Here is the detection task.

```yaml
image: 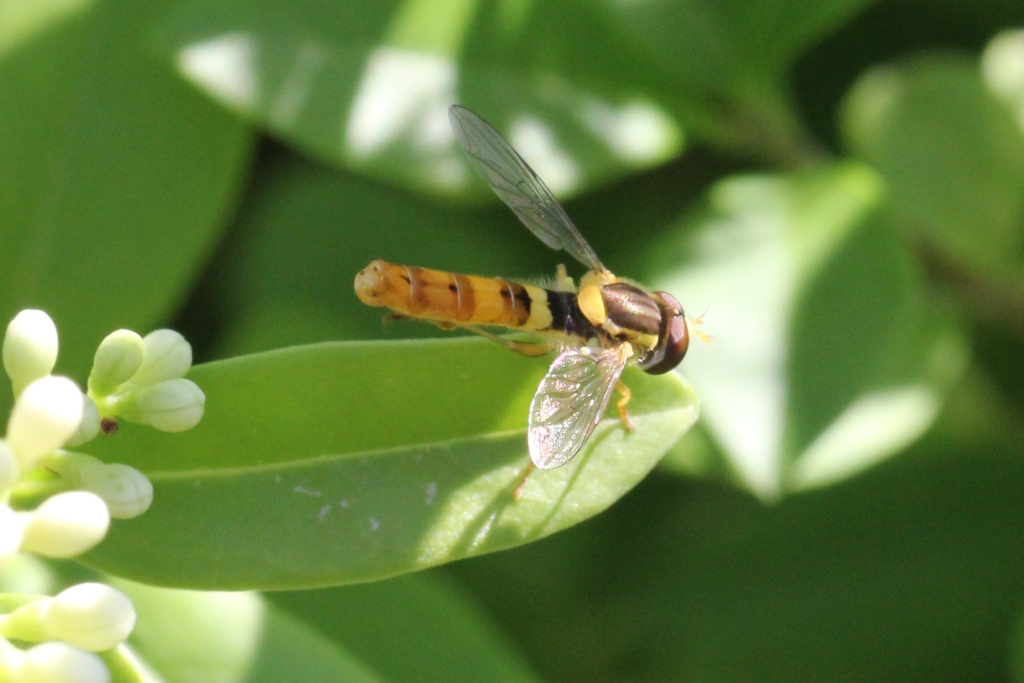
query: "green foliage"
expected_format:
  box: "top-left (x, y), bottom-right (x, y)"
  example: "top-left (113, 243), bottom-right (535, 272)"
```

top-left (83, 340), bottom-right (696, 588)
top-left (2, 0), bottom-right (1023, 681)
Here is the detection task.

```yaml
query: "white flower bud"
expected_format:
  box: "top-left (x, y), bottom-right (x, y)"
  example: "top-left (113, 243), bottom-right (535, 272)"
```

top-left (0, 440), bottom-right (19, 492)
top-left (19, 492), bottom-right (109, 558)
top-left (130, 330), bottom-right (192, 387)
top-left (0, 637), bottom-right (27, 676)
top-left (64, 395), bottom-right (100, 448)
top-left (41, 583), bottom-right (135, 652)
top-left (41, 451), bottom-right (101, 484)
top-left (79, 463), bottom-right (152, 519)
top-left (87, 330), bottom-right (144, 397)
top-left (3, 310), bottom-right (58, 397)
top-left (12, 642), bottom-right (109, 683)
top-left (6, 377), bottom-right (84, 469)
top-left (0, 504), bottom-right (24, 565)
top-left (122, 379), bottom-right (205, 432)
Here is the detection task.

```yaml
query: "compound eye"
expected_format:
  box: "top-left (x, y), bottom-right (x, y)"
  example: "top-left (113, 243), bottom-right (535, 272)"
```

top-left (641, 292), bottom-right (688, 375)
top-left (644, 314), bottom-right (688, 375)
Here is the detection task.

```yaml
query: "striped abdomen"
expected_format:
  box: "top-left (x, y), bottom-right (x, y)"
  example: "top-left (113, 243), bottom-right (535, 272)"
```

top-left (355, 259), bottom-right (571, 332)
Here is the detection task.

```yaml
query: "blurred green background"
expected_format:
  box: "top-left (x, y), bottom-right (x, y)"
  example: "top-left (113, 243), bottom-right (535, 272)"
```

top-left (3, 0), bottom-right (1024, 681)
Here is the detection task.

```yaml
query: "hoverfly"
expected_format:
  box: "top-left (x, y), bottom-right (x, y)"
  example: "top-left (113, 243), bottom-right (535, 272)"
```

top-left (355, 105), bottom-right (693, 478)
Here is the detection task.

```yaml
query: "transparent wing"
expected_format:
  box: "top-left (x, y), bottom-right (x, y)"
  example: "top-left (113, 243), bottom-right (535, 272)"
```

top-left (449, 104), bottom-right (605, 271)
top-left (528, 345), bottom-right (628, 470)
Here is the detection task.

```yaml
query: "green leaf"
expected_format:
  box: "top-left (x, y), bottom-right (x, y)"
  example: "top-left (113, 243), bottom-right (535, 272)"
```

top-left (0, 0), bottom-right (253, 382)
top-left (452, 0), bottom-right (876, 164)
top-left (841, 54), bottom-right (1024, 275)
top-left (82, 338), bottom-right (697, 588)
top-left (643, 163), bottom-right (966, 498)
top-left (597, 0), bottom-right (877, 88)
top-left (271, 572), bottom-right (545, 683)
top-left (1012, 603), bottom-right (1024, 683)
top-left (983, 29), bottom-right (1024, 128)
top-left (116, 580), bottom-right (382, 683)
top-left (153, 0), bottom-right (681, 198)
top-left (576, 0), bottom-right (878, 157)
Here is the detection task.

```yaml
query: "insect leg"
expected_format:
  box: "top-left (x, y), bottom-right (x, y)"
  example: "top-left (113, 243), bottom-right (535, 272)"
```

top-left (512, 462), bottom-right (535, 500)
top-left (460, 325), bottom-right (552, 357)
top-left (615, 380), bottom-right (636, 432)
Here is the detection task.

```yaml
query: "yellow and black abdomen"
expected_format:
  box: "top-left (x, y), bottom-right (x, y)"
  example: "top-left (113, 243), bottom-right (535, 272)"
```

top-left (355, 259), bottom-right (556, 331)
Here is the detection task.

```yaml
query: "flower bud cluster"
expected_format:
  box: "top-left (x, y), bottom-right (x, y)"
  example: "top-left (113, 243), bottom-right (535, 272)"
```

top-left (0, 583), bottom-right (136, 682)
top-left (0, 310), bottom-right (205, 680)
top-left (87, 329), bottom-right (205, 435)
top-left (1, 311), bottom-right (205, 523)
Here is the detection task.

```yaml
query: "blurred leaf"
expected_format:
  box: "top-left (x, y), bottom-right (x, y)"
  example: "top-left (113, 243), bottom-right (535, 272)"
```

top-left (551, 0), bottom-right (875, 162)
top-left (644, 163), bottom-right (967, 498)
top-left (982, 29), bottom-right (1024, 130)
top-left (151, 0), bottom-right (882, 193)
top-left (1012, 601), bottom-right (1024, 683)
top-left (657, 423), bottom-right (734, 481)
top-left (81, 338), bottom-right (697, 588)
top-left (118, 580), bottom-right (382, 683)
top-left (153, 0), bottom-right (681, 198)
top-left (0, 0), bottom-right (253, 388)
top-left (270, 572), bottom-right (545, 683)
top-left (598, 0), bottom-right (878, 88)
top-left (841, 54), bottom-right (1024, 276)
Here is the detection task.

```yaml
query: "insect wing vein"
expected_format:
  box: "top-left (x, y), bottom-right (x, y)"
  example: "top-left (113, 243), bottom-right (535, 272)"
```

top-left (449, 105), bottom-right (605, 271)
top-left (528, 346), bottom-right (628, 469)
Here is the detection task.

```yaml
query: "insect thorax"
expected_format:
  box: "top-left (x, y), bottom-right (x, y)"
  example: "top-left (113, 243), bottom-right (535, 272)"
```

top-left (545, 289), bottom-right (602, 340)
top-left (574, 282), bottom-right (662, 349)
